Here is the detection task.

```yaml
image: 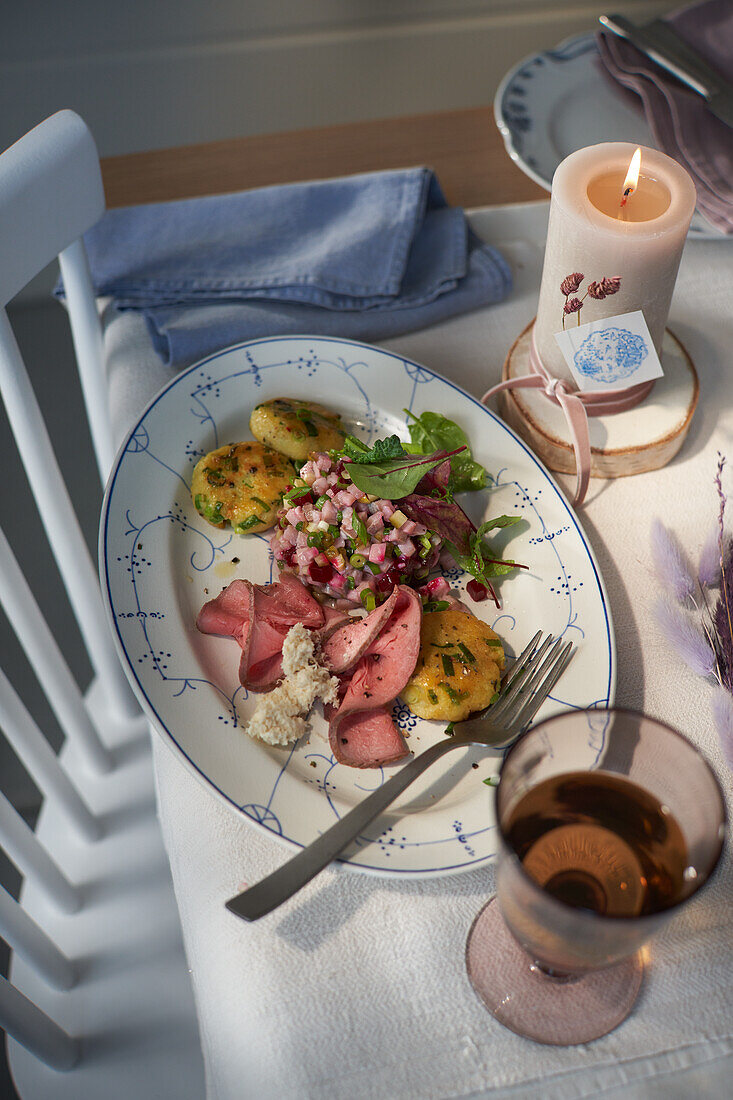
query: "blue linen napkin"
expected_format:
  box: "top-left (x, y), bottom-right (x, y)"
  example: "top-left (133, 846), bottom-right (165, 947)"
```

top-left (71, 167), bottom-right (511, 367)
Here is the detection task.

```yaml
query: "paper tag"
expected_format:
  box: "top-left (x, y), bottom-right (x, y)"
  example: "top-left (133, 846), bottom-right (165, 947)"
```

top-left (554, 310), bottom-right (663, 394)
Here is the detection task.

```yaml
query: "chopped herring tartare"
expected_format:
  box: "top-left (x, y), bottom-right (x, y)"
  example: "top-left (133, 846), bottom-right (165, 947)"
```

top-left (271, 451), bottom-right (442, 609)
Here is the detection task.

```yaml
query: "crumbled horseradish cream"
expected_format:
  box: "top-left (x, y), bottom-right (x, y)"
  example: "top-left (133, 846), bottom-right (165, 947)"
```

top-left (246, 623), bottom-right (339, 747)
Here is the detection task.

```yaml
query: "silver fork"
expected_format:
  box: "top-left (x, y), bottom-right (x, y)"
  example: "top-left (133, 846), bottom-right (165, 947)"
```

top-left (226, 630), bottom-right (574, 921)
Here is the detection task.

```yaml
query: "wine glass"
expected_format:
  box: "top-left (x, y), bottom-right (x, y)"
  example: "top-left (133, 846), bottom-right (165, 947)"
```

top-left (466, 708), bottom-right (727, 1045)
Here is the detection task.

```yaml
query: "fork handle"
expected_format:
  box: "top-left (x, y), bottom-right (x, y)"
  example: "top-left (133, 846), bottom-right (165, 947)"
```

top-left (226, 735), bottom-right (469, 921)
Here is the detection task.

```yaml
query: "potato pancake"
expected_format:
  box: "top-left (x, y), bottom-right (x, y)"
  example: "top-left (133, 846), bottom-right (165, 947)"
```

top-left (401, 606), bottom-right (505, 722)
top-left (249, 398), bottom-right (345, 462)
top-left (192, 441), bottom-right (295, 534)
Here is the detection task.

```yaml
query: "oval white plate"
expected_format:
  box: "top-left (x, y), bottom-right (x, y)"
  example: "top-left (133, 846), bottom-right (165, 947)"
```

top-left (494, 32), bottom-right (721, 240)
top-left (100, 336), bottom-right (616, 877)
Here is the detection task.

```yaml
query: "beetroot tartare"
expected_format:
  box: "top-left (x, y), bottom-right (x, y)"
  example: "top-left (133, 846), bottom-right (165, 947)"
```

top-left (270, 451), bottom-right (442, 609)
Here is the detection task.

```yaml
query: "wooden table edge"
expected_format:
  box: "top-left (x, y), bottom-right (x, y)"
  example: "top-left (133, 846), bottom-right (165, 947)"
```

top-left (100, 106), bottom-right (547, 210)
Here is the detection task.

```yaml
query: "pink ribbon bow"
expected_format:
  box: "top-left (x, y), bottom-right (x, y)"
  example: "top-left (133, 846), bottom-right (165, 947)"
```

top-left (481, 325), bottom-right (653, 507)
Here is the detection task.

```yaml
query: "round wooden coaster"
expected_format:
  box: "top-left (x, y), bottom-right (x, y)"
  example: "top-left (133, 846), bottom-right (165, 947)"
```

top-left (498, 321), bottom-right (699, 480)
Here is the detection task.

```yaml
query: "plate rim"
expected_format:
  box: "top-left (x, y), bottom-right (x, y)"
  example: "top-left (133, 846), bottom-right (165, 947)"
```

top-left (100, 333), bottom-right (617, 877)
top-left (492, 30), bottom-right (722, 241)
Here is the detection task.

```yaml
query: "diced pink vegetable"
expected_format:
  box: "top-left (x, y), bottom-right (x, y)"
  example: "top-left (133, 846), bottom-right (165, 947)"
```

top-left (368, 543), bottom-right (387, 564)
top-left (321, 500), bottom-right (338, 523)
top-left (296, 546), bottom-right (319, 568)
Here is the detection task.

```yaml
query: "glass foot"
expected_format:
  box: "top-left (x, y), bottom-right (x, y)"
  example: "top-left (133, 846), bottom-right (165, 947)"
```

top-left (466, 898), bottom-right (643, 1045)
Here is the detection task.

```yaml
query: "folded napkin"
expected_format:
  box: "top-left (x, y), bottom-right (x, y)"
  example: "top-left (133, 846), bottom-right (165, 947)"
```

top-left (597, 0), bottom-right (733, 234)
top-left (74, 168), bottom-right (511, 367)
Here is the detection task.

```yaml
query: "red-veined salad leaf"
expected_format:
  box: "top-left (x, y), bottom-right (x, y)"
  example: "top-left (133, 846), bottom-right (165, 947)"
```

top-left (403, 410), bottom-right (486, 493)
top-left (345, 447), bottom-right (466, 501)
top-left (414, 458), bottom-right (452, 496)
top-left (400, 493), bottom-right (476, 551)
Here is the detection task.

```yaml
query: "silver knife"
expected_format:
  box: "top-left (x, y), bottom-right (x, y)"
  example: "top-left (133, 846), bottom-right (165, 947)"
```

top-left (600, 13), bottom-right (733, 129)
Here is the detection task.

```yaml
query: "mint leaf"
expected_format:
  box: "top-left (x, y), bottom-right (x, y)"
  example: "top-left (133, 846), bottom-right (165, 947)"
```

top-left (404, 410), bottom-right (486, 492)
top-left (342, 434), bottom-right (406, 464)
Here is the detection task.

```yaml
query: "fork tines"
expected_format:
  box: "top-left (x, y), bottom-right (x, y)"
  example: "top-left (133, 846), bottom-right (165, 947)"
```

top-left (490, 631), bottom-right (574, 730)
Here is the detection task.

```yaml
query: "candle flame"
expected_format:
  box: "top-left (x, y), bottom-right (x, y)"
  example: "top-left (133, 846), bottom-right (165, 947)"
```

top-left (622, 148), bottom-right (642, 199)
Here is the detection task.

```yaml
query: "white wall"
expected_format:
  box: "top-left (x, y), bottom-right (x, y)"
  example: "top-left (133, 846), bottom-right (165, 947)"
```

top-left (3, 1), bottom-right (674, 157)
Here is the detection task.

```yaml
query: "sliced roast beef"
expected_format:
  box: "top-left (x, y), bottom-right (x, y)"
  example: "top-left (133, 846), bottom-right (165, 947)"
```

top-left (340, 586), bottom-right (422, 710)
top-left (197, 574), bottom-right (323, 691)
top-left (320, 587), bottom-right (399, 674)
top-left (199, 577), bottom-right (423, 768)
top-left (311, 604), bottom-right (352, 647)
top-left (328, 586), bottom-right (421, 768)
top-left (329, 706), bottom-right (408, 769)
top-left (196, 579), bottom-right (254, 639)
top-left (252, 573), bottom-right (324, 628)
top-left (241, 617), bottom-right (289, 693)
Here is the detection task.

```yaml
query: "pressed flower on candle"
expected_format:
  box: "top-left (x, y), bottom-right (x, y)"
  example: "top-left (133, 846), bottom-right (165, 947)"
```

top-left (560, 271), bottom-right (621, 328)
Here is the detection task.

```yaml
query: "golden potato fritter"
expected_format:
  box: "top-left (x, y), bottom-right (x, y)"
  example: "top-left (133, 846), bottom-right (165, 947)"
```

top-left (401, 606), bottom-right (505, 723)
top-left (249, 398), bottom-right (345, 462)
top-left (191, 441), bottom-right (295, 534)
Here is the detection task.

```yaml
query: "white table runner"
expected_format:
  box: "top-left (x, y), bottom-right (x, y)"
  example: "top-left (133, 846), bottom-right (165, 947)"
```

top-left (103, 202), bottom-right (733, 1099)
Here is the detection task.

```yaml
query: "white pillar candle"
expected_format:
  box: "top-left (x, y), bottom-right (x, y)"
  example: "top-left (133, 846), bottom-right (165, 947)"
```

top-left (534, 142), bottom-right (696, 384)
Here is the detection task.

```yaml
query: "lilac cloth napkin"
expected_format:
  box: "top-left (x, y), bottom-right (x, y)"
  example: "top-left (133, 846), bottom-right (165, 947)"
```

top-left (597, 0), bottom-right (733, 234)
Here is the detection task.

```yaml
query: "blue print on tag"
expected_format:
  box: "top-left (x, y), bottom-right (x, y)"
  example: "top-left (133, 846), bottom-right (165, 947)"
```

top-left (573, 326), bottom-right (647, 383)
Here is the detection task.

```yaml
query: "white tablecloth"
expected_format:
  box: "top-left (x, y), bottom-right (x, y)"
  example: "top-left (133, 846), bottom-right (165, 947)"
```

top-left (104, 202), bottom-right (733, 1099)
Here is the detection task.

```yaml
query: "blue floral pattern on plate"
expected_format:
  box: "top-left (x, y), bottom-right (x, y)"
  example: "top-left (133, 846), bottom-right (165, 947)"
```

top-left (100, 336), bottom-right (615, 877)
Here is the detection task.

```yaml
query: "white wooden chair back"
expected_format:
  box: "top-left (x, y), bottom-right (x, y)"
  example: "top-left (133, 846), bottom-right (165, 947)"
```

top-left (0, 112), bottom-right (204, 1098)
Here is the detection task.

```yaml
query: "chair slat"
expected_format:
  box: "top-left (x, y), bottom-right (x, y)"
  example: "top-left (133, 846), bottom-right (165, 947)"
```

top-left (0, 975), bottom-right (78, 1071)
top-left (0, 110), bottom-right (104, 308)
top-left (0, 525), bottom-right (112, 775)
top-left (0, 306), bottom-right (138, 723)
top-left (0, 668), bottom-right (100, 841)
top-left (58, 240), bottom-right (115, 483)
top-left (0, 793), bottom-right (78, 913)
top-left (0, 886), bottom-right (75, 990)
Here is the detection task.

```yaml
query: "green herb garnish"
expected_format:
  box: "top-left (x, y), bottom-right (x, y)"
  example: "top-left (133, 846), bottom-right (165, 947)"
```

top-left (342, 433), bottom-right (406, 463)
top-left (438, 682), bottom-right (468, 705)
top-left (352, 515), bottom-right (368, 547)
top-left (236, 515), bottom-right (262, 531)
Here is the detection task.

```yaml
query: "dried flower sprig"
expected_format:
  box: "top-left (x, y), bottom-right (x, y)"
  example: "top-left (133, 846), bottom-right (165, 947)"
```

top-left (650, 455), bottom-right (733, 769)
top-left (560, 271), bottom-right (621, 329)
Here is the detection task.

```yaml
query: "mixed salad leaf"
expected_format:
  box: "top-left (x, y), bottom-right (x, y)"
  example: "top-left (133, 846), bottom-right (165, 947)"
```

top-left (404, 410), bottom-right (487, 493)
top-left (333, 412), bottom-right (525, 606)
top-left (345, 446), bottom-right (467, 501)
